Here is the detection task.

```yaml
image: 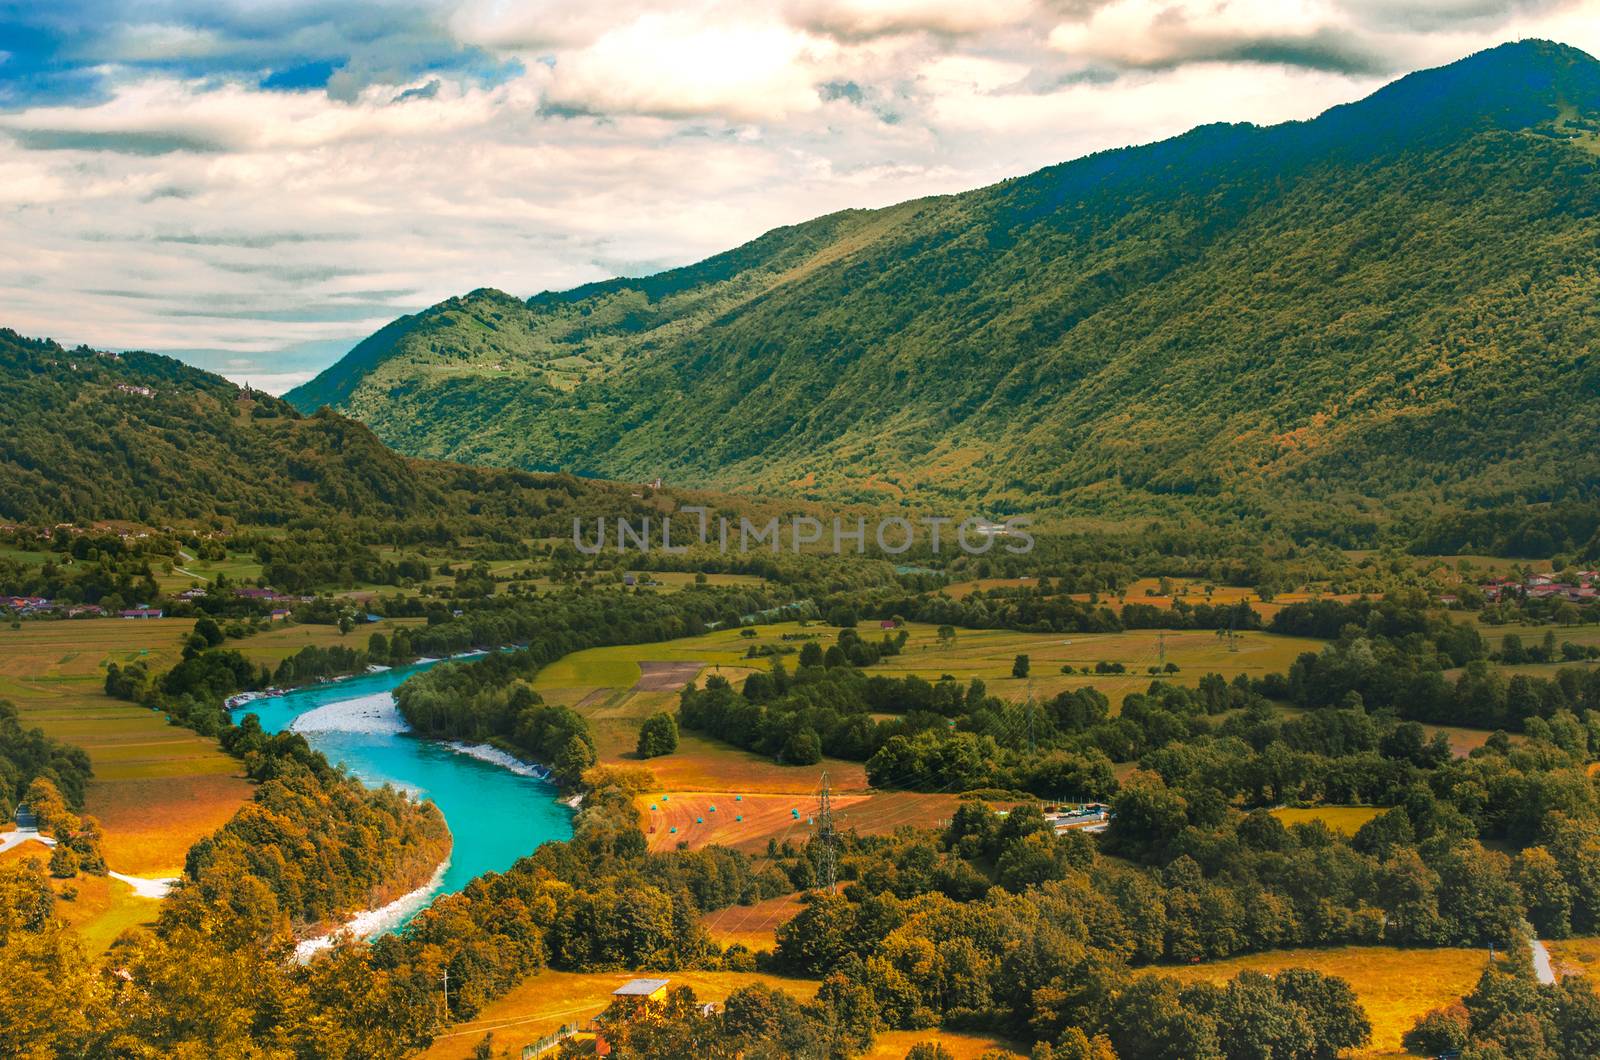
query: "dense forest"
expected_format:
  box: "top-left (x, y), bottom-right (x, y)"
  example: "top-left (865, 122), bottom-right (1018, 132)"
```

top-left (0, 700), bottom-right (94, 818)
top-left (0, 327), bottom-right (655, 533)
top-left (196, 719), bottom-right (451, 931)
top-left (291, 41), bottom-right (1600, 538)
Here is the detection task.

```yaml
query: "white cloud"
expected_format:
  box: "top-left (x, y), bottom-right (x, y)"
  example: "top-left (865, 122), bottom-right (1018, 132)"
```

top-left (450, 0), bottom-right (672, 50)
top-left (785, 0), bottom-right (1041, 40)
top-left (918, 54), bottom-right (1034, 93)
top-left (0, 0), bottom-right (1592, 379)
top-left (1045, 0), bottom-right (1389, 72)
top-left (543, 13), bottom-right (837, 120)
top-left (221, 369), bottom-right (316, 394)
top-left (0, 76), bottom-right (513, 153)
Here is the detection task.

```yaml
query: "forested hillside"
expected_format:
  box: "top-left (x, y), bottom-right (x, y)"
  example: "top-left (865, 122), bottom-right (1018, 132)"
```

top-left (0, 328), bottom-right (644, 528)
top-left (289, 40), bottom-right (1600, 530)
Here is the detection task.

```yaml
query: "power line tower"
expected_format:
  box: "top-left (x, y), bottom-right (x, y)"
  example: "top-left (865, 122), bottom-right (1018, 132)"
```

top-left (816, 771), bottom-right (837, 895)
top-left (1158, 631), bottom-right (1166, 669)
top-left (1226, 611), bottom-right (1240, 653)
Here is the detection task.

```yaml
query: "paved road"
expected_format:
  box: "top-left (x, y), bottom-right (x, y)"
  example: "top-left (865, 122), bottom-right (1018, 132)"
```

top-left (0, 828), bottom-right (55, 855)
top-left (109, 871), bottom-right (179, 899)
top-left (1532, 938), bottom-right (1557, 984)
top-left (1, 829), bottom-right (178, 897)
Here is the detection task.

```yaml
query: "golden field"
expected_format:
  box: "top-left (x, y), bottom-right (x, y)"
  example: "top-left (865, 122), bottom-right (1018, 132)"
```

top-left (1149, 945), bottom-right (1491, 1057)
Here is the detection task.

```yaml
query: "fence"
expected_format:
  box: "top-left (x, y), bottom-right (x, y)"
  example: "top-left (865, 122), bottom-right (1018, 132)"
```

top-left (520, 1022), bottom-right (582, 1059)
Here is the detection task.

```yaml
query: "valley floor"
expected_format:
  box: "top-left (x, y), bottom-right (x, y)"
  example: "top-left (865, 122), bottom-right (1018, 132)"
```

top-left (0, 614), bottom-right (432, 950)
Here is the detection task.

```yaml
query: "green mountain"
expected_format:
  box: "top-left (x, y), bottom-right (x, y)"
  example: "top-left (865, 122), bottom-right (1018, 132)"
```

top-left (288, 40), bottom-right (1600, 528)
top-left (0, 328), bottom-right (637, 528)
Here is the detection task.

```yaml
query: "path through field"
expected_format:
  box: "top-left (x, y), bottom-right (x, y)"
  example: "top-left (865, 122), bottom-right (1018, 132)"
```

top-left (1532, 938), bottom-right (1556, 984)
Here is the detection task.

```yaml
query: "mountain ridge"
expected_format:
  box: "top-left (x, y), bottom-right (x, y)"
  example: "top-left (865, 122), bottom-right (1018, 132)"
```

top-left (0, 327), bottom-right (641, 528)
top-left (287, 39), bottom-right (1600, 529)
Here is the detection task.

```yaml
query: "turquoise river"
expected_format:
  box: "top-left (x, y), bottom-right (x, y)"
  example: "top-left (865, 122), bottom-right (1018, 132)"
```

top-left (236, 656), bottom-right (573, 929)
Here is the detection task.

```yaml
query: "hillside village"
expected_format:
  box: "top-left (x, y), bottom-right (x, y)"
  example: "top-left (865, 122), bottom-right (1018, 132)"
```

top-left (1481, 571), bottom-right (1600, 605)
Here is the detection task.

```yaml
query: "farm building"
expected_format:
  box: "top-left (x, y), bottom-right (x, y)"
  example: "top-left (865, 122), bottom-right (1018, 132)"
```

top-left (611, 979), bottom-right (670, 1004)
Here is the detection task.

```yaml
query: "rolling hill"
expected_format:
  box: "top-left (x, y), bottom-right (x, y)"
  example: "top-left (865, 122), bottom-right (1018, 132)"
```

top-left (290, 40), bottom-right (1600, 528)
top-left (0, 327), bottom-right (642, 528)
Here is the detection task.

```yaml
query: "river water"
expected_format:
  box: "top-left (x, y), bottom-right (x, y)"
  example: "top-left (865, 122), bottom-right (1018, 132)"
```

top-left (235, 657), bottom-right (573, 931)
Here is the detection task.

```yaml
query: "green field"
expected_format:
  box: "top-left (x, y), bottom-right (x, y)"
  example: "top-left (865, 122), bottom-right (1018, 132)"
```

top-left (530, 626), bottom-right (867, 795)
top-left (0, 614), bottom-right (417, 870)
top-left (417, 966), bottom-right (1018, 1060)
top-left (862, 622), bottom-right (1327, 706)
top-left (1270, 805), bottom-right (1383, 836)
top-left (521, 619), bottom-right (1334, 852)
top-left (233, 617), bottom-right (425, 669)
top-left (0, 544), bottom-right (52, 568)
top-left (528, 618), bottom-right (1329, 781)
top-left (1543, 936), bottom-right (1600, 981)
top-left (156, 549), bottom-right (265, 593)
top-left (529, 625), bottom-right (768, 703)
top-left (0, 617), bottom-right (252, 880)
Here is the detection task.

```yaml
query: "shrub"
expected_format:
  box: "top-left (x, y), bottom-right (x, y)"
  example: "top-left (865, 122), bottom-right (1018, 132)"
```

top-left (637, 712), bottom-right (679, 758)
top-left (1402, 1004), bottom-right (1470, 1056)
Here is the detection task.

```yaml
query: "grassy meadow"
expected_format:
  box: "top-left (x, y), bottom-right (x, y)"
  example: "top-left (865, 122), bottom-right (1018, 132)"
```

top-left (862, 621), bottom-right (1327, 705)
top-left (418, 969), bottom-right (820, 1060)
top-left (527, 623), bottom-right (995, 852)
top-left (1543, 937), bottom-right (1600, 981)
top-left (943, 575), bottom-right (1366, 620)
top-left (0, 543), bottom-right (53, 569)
top-left (698, 891), bottom-right (805, 950)
top-left (636, 787), bottom-right (971, 855)
top-left (527, 616), bottom-right (1329, 718)
top-left (1150, 945), bottom-right (1493, 1057)
top-left (155, 548), bottom-right (266, 594)
top-left (232, 616), bottom-right (426, 670)
top-left (0, 617), bottom-right (250, 876)
top-left (418, 967), bottom-right (1020, 1060)
top-left (0, 841), bottom-right (162, 954)
top-left (1269, 805), bottom-right (1383, 836)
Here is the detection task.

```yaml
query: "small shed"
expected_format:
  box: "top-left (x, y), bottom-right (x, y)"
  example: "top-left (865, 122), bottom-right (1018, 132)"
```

top-left (613, 979), bottom-right (670, 1004)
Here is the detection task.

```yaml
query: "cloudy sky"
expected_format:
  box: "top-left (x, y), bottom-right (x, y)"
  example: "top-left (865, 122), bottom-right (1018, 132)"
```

top-left (1, 1), bottom-right (1595, 392)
